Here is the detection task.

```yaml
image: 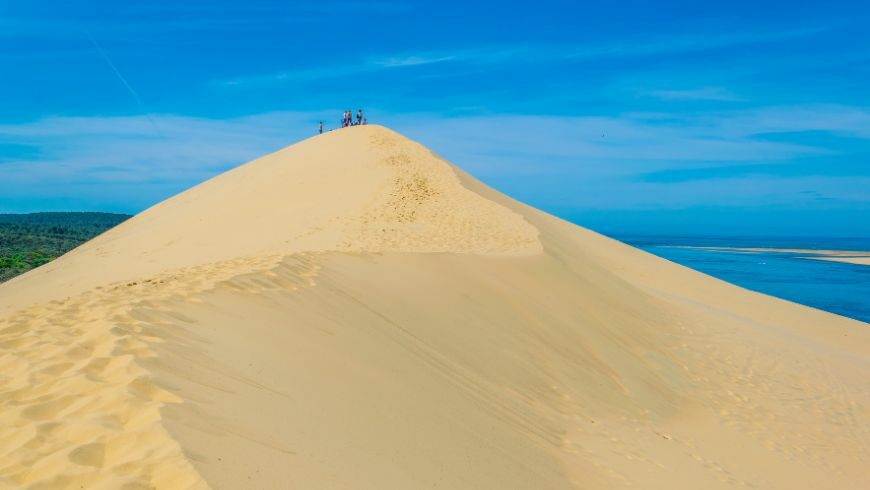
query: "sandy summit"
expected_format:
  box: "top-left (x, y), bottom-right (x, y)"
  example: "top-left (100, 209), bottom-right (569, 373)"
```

top-left (0, 125), bottom-right (867, 489)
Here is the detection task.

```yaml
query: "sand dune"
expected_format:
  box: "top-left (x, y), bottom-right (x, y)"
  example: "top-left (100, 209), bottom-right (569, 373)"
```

top-left (1, 126), bottom-right (868, 489)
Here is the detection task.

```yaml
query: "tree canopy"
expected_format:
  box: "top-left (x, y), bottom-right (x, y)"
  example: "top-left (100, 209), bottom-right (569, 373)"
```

top-left (0, 212), bottom-right (131, 282)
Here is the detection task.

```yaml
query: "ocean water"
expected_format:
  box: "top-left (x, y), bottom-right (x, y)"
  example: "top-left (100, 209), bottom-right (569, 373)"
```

top-left (613, 235), bottom-right (870, 324)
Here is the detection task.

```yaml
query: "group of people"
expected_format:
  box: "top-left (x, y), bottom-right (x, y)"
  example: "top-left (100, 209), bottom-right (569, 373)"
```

top-left (342, 109), bottom-right (365, 128)
top-left (318, 109), bottom-right (368, 134)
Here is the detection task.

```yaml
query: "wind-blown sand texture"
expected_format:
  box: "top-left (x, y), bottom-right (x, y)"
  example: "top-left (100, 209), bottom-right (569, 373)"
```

top-left (1, 126), bottom-right (868, 489)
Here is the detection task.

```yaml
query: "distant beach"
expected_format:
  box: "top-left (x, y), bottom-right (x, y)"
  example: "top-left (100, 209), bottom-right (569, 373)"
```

top-left (617, 235), bottom-right (870, 323)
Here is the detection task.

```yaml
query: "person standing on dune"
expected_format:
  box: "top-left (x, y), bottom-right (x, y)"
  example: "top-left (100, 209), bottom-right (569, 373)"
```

top-left (319, 121), bottom-right (323, 134)
top-left (356, 109), bottom-right (363, 126)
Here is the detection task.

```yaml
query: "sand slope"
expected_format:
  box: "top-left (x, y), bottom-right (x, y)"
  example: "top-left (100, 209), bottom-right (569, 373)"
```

top-left (1, 126), bottom-right (868, 489)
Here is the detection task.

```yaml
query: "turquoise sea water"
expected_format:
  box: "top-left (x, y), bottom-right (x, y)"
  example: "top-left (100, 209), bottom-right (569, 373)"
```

top-left (613, 235), bottom-right (870, 324)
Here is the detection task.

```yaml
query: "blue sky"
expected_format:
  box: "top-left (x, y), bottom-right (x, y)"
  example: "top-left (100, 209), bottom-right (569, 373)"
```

top-left (1, 1), bottom-right (868, 236)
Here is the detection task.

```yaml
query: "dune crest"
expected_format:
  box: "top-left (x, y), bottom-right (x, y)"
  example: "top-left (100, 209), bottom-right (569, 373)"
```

top-left (1, 126), bottom-right (868, 489)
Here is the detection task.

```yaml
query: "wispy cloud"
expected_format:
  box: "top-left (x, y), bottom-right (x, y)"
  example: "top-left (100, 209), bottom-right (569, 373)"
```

top-left (371, 55), bottom-right (458, 68)
top-left (714, 105), bottom-right (870, 139)
top-left (390, 108), bottom-right (863, 178)
top-left (0, 112), bottom-right (321, 211)
top-left (217, 25), bottom-right (832, 87)
top-left (647, 87), bottom-right (743, 102)
top-left (219, 52), bottom-right (460, 87)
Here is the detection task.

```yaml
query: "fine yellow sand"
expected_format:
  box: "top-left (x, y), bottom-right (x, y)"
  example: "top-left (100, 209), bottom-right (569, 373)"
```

top-left (1, 126), bottom-right (868, 489)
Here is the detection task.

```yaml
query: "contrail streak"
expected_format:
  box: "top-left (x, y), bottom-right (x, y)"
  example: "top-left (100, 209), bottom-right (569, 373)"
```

top-left (86, 31), bottom-right (162, 136)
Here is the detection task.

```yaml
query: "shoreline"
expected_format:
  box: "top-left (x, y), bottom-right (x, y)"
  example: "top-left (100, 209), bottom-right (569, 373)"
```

top-left (667, 246), bottom-right (870, 266)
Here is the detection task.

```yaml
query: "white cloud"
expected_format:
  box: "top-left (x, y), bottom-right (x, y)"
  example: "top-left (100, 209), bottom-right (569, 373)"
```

top-left (371, 55), bottom-right (457, 68)
top-left (714, 104), bottom-right (870, 138)
top-left (647, 87), bottom-right (742, 102)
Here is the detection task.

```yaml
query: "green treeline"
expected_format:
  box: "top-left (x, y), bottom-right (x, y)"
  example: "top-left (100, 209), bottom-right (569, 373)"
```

top-left (0, 212), bottom-right (131, 282)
